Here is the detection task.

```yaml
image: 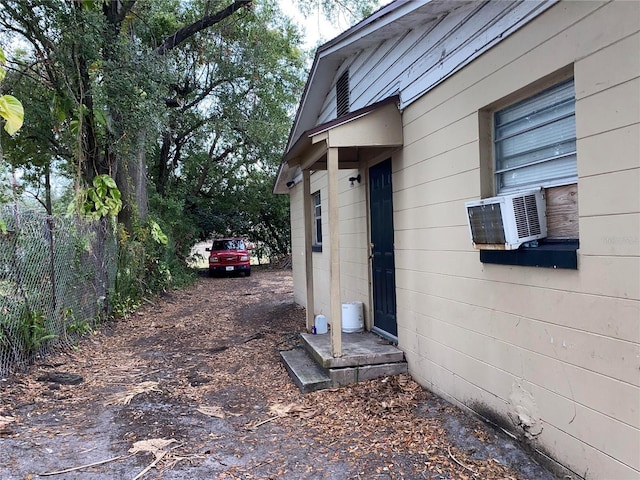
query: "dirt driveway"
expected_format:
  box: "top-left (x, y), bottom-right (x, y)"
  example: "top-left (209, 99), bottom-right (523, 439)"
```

top-left (0, 269), bottom-right (556, 480)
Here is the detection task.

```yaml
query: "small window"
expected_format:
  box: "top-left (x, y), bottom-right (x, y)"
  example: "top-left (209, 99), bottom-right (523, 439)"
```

top-left (336, 70), bottom-right (350, 117)
top-left (479, 77), bottom-right (579, 269)
top-left (312, 191), bottom-right (322, 251)
top-left (494, 78), bottom-right (577, 194)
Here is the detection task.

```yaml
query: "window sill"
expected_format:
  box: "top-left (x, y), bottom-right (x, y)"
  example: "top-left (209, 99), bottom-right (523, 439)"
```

top-left (480, 240), bottom-right (578, 269)
top-left (312, 245), bottom-right (322, 253)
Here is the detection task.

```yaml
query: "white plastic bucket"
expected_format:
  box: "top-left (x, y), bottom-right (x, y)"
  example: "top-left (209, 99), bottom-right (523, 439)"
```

top-left (342, 302), bottom-right (364, 333)
top-left (314, 314), bottom-right (328, 334)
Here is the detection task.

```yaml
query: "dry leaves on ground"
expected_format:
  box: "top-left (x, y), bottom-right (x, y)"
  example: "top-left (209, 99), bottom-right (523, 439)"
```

top-left (129, 438), bottom-right (178, 459)
top-left (0, 270), bottom-right (552, 480)
top-left (0, 414), bottom-right (16, 435)
top-left (107, 381), bottom-right (161, 405)
top-left (197, 405), bottom-right (242, 419)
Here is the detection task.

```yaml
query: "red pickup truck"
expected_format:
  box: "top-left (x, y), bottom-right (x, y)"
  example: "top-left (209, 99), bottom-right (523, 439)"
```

top-left (206, 238), bottom-right (251, 277)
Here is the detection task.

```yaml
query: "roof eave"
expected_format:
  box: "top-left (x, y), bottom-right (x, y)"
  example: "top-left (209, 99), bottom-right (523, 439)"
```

top-left (285, 0), bottom-right (436, 153)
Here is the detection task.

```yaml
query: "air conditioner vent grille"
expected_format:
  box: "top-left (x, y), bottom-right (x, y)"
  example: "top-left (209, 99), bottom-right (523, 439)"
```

top-left (467, 204), bottom-right (506, 245)
top-left (513, 194), bottom-right (542, 239)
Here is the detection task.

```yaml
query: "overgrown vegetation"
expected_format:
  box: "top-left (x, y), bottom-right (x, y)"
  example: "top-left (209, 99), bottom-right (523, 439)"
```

top-left (1, 0), bottom-right (307, 277)
top-left (0, 206), bottom-right (118, 374)
top-left (0, 0), bottom-right (380, 370)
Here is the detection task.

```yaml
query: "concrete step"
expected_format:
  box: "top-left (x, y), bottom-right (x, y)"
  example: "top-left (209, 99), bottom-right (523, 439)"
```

top-left (280, 349), bottom-right (331, 393)
top-left (329, 361), bottom-right (408, 387)
top-left (281, 346), bottom-right (409, 393)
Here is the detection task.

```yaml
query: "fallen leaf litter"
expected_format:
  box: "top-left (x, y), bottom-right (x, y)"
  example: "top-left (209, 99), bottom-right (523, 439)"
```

top-left (0, 269), bottom-right (553, 479)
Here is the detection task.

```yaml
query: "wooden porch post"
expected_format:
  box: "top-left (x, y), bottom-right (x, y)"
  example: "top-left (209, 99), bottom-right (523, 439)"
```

top-left (302, 169), bottom-right (315, 331)
top-left (327, 147), bottom-right (342, 357)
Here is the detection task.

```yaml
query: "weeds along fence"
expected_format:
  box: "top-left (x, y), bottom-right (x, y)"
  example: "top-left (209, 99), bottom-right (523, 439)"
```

top-left (0, 205), bottom-right (117, 376)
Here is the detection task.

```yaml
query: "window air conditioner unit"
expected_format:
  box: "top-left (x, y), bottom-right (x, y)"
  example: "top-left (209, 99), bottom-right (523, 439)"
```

top-left (465, 189), bottom-right (547, 250)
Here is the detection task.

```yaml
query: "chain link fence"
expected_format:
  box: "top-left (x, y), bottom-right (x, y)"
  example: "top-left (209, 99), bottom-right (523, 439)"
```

top-left (0, 205), bottom-right (117, 376)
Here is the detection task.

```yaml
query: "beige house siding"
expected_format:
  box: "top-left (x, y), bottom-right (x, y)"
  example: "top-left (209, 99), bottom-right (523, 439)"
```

top-left (286, 1), bottom-right (639, 477)
top-left (290, 169), bottom-right (371, 325)
top-left (289, 185), bottom-right (306, 306)
top-left (395, 1), bottom-right (639, 479)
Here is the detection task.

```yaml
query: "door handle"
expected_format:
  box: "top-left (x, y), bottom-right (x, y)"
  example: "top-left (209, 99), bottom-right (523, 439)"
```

top-left (369, 243), bottom-right (374, 260)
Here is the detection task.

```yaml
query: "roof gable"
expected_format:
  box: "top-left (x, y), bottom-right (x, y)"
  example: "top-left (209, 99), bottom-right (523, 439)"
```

top-left (287, 0), bottom-right (557, 152)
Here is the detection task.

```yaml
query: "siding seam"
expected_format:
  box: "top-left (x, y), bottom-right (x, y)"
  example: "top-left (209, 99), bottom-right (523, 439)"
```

top-left (403, 1), bottom-right (612, 128)
top-left (396, 287), bottom-right (640, 345)
top-left (407, 326), bottom-right (640, 431)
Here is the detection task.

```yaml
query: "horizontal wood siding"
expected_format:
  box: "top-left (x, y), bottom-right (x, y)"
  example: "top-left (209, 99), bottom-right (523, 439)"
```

top-left (317, 1), bottom-right (552, 125)
top-left (290, 169), bottom-right (370, 326)
top-left (289, 185), bottom-right (306, 306)
top-left (394, 1), bottom-right (640, 479)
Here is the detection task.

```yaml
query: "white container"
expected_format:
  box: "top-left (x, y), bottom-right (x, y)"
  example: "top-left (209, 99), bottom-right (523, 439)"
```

top-left (342, 302), bottom-right (364, 333)
top-left (314, 314), bottom-right (328, 334)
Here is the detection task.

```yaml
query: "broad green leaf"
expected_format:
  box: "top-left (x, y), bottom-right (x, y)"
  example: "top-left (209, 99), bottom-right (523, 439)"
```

top-left (101, 175), bottom-right (118, 189)
top-left (0, 95), bottom-right (24, 135)
top-left (105, 197), bottom-right (122, 213)
top-left (88, 189), bottom-right (99, 202)
top-left (96, 183), bottom-right (107, 197)
top-left (92, 175), bottom-right (103, 188)
top-left (150, 220), bottom-right (168, 245)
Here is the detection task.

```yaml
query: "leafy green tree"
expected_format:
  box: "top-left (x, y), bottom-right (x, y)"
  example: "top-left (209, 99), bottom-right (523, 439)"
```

top-left (0, 0), bottom-right (379, 264)
top-left (0, 0), bottom-right (252, 227)
top-left (145, 0), bottom-right (305, 260)
top-left (1, 51), bottom-right (71, 214)
top-left (294, 0), bottom-right (382, 29)
top-left (0, 47), bottom-right (24, 136)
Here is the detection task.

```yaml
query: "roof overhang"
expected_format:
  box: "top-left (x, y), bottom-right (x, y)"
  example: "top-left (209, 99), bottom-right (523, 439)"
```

top-left (286, 0), bottom-right (471, 153)
top-left (274, 96), bottom-right (402, 193)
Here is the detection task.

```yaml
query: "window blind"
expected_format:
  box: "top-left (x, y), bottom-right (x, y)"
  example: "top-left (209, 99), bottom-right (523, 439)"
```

top-left (494, 79), bottom-right (577, 193)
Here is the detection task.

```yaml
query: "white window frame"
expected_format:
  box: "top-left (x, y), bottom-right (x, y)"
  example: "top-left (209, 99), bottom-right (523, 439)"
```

top-left (494, 78), bottom-right (577, 194)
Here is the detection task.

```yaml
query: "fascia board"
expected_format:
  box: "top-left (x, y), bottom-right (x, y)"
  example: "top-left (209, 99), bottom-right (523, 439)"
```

top-left (317, 0), bottom-right (430, 58)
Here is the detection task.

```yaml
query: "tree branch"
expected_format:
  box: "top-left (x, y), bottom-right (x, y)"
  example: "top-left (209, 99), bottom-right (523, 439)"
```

top-left (155, 0), bottom-right (252, 56)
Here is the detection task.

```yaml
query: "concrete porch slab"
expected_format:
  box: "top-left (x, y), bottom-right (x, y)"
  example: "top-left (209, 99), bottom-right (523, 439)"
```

top-left (301, 332), bottom-right (404, 369)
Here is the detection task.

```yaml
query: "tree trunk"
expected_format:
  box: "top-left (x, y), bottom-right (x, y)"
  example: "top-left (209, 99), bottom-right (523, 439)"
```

top-left (44, 163), bottom-right (52, 216)
top-left (116, 130), bottom-right (148, 229)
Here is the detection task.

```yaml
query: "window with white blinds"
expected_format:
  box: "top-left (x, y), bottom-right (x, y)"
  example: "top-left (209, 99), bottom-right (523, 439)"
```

top-left (494, 79), bottom-right (577, 194)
